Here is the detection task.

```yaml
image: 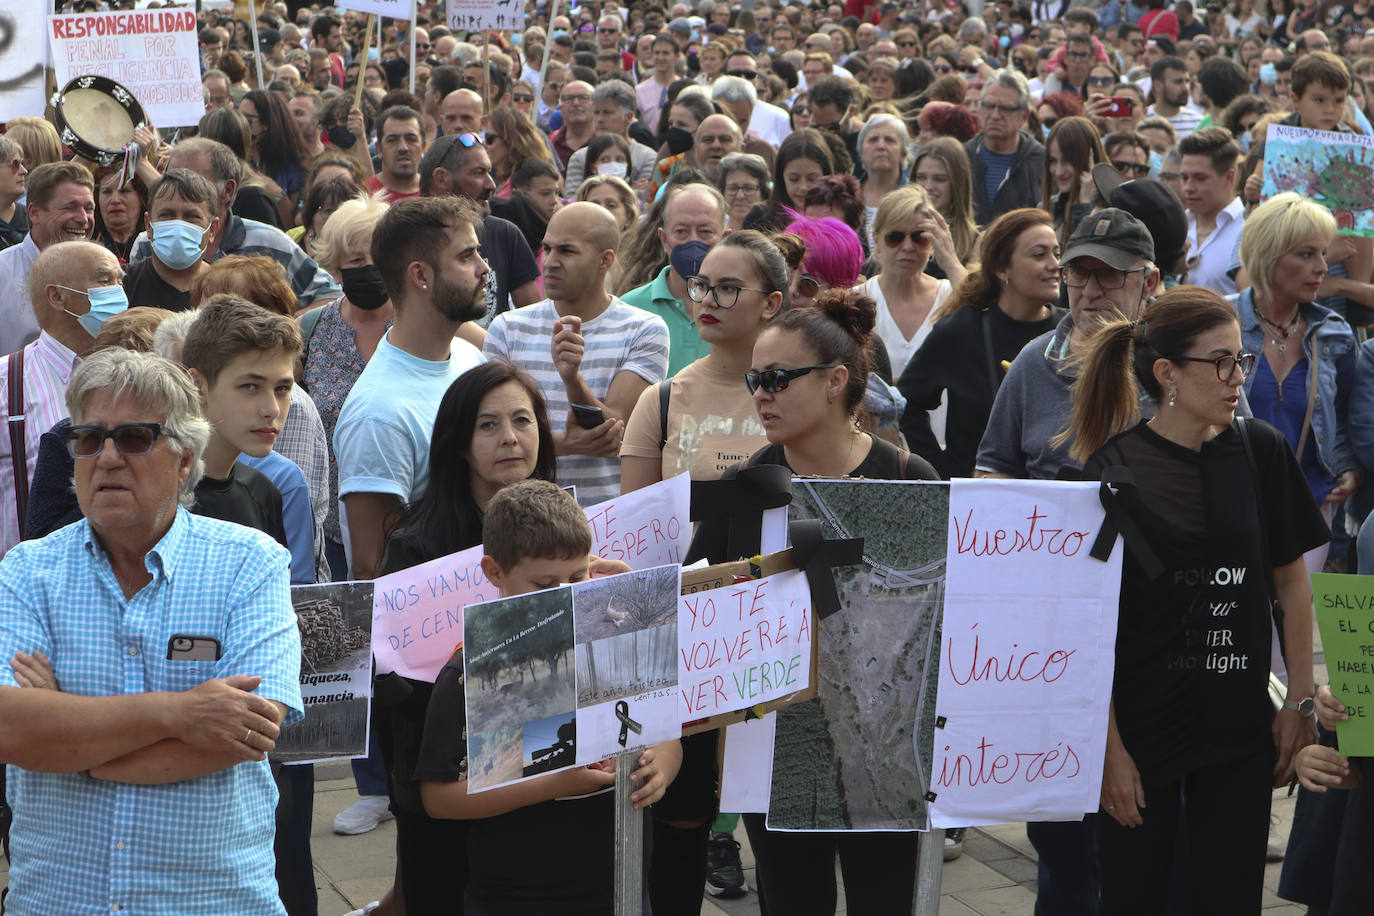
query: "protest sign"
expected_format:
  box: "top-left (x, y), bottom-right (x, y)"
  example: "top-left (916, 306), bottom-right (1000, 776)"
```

top-left (277, 582), bottom-right (375, 763)
top-left (0, 3), bottom-right (49, 122)
top-left (1311, 572), bottom-right (1374, 756)
top-left (48, 9), bottom-right (203, 128)
top-left (1262, 124), bottom-right (1374, 236)
top-left (929, 479), bottom-right (1120, 828)
top-left (677, 569), bottom-right (812, 721)
top-left (371, 544), bottom-right (491, 682)
top-left (337, 0), bottom-right (416, 20)
top-left (585, 472), bottom-right (691, 570)
top-left (448, 0), bottom-right (524, 33)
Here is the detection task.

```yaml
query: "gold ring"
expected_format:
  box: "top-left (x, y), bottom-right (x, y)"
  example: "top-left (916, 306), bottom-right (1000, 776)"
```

top-left (245, 728), bottom-right (254, 744)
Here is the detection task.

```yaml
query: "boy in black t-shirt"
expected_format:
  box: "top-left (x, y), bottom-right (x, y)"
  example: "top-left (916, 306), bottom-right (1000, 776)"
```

top-left (415, 480), bottom-right (682, 913)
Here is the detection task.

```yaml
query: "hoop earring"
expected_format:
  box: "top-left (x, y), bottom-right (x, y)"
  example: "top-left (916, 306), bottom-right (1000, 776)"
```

top-left (1168, 385), bottom-right (1177, 408)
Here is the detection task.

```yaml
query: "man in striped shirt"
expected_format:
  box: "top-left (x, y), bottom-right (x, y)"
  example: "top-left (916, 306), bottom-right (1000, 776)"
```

top-left (484, 203), bottom-right (669, 505)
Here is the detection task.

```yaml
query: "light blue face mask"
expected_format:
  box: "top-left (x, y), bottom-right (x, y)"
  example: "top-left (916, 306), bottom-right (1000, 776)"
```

top-left (58, 284), bottom-right (129, 337)
top-left (1238, 132), bottom-right (1252, 153)
top-left (1260, 62), bottom-right (1277, 86)
top-left (149, 219), bottom-right (210, 270)
top-left (367, 46), bottom-right (380, 64)
top-left (1149, 149), bottom-right (1163, 175)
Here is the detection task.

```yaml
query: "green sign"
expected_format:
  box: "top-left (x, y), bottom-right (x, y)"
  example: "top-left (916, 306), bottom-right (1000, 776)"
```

top-left (1311, 572), bottom-right (1374, 756)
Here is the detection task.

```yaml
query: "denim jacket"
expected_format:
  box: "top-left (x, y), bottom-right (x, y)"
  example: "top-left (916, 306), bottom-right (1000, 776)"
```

top-left (1229, 287), bottom-right (1358, 478)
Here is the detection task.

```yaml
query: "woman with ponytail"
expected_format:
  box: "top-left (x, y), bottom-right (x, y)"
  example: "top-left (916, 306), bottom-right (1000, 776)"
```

top-left (1065, 286), bottom-right (1325, 913)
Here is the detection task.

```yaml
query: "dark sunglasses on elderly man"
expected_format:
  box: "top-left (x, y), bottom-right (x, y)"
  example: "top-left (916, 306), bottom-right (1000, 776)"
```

top-left (64, 423), bottom-right (168, 458)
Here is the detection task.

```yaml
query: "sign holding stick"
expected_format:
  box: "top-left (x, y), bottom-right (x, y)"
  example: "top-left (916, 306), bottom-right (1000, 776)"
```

top-left (1311, 572), bottom-right (1374, 756)
top-left (354, 14), bottom-right (375, 110)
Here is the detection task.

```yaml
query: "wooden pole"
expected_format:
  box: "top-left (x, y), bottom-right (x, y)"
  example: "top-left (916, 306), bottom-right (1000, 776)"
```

top-left (613, 753), bottom-right (644, 916)
top-left (247, 0), bottom-right (264, 89)
top-left (482, 33), bottom-right (491, 114)
top-left (354, 14), bottom-right (375, 110)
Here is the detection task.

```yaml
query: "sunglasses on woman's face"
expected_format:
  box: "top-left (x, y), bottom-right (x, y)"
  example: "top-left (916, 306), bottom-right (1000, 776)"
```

top-left (513, 92), bottom-right (534, 102)
top-left (883, 229), bottom-right (928, 247)
top-left (744, 363), bottom-right (842, 394)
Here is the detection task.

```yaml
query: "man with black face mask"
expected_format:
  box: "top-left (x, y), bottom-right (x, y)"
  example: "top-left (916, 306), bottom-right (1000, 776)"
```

top-left (333, 196), bottom-right (489, 582)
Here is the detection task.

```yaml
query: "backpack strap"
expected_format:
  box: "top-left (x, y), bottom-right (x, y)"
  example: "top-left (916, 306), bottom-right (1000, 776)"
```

top-left (298, 303), bottom-right (329, 380)
top-left (657, 379), bottom-right (672, 451)
top-left (7, 349), bottom-right (27, 535)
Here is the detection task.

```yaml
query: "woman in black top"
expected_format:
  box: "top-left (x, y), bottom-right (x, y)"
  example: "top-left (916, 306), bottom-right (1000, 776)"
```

top-left (1065, 286), bottom-right (1324, 913)
top-left (376, 360), bottom-right (556, 915)
top-left (898, 208), bottom-right (1064, 478)
top-left (726, 291), bottom-right (937, 914)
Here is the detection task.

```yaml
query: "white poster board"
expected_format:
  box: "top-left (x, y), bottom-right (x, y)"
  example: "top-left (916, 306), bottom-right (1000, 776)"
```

top-left (448, 0), bottom-right (524, 33)
top-left (0, 3), bottom-right (50, 122)
top-left (337, 0), bottom-right (416, 20)
top-left (929, 479), bottom-right (1121, 828)
top-left (47, 9), bottom-right (202, 128)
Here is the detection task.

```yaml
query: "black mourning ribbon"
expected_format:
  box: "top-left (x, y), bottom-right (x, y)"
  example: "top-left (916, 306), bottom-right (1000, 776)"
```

top-left (1092, 466), bottom-right (1165, 581)
top-left (788, 518), bottom-right (865, 621)
top-left (690, 465), bottom-right (794, 560)
top-left (615, 699), bottom-right (642, 747)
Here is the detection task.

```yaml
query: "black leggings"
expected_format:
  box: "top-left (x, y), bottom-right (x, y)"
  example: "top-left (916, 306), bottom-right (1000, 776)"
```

top-left (743, 814), bottom-right (919, 916)
top-left (1097, 749), bottom-right (1274, 915)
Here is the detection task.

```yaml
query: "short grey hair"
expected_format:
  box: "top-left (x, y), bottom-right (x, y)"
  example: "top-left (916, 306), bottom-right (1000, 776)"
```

top-left (66, 348), bottom-right (211, 507)
top-left (981, 68), bottom-right (1032, 110)
top-left (959, 16), bottom-right (989, 41)
top-left (717, 152), bottom-right (771, 195)
top-left (0, 136), bottom-right (22, 164)
top-left (592, 79), bottom-right (638, 114)
top-left (452, 41), bottom-right (479, 64)
top-left (857, 113), bottom-right (911, 167)
top-left (169, 137), bottom-right (242, 191)
top-left (711, 75), bottom-right (758, 108)
top-left (152, 310), bottom-right (200, 363)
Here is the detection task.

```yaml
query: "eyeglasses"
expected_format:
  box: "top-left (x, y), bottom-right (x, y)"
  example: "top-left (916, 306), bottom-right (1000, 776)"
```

top-left (883, 229), bottom-right (928, 247)
top-left (64, 423), bottom-right (167, 459)
top-left (546, 80), bottom-right (565, 91)
top-left (1086, 75), bottom-right (1115, 86)
top-left (416, 42), bottom-right (431, 51)
top-left (933, 63), bottom-right (954, 73)
top-left (513, 92), bottom-right (534, 102)
top-left (1168, 352), bottom-right (1257, 380)
top-left (724, 183), bottom-right (761, 197)
top-left (599, 27), bottom-right (619, 33)
top-left (898, 39), bottom-right (918, 47)
top-left (687, 277), bottom-right (771, 308)
top-left (979, 101), bottom-right (1023, 114)
top-left (745, 363), bottom-right (842, 394)
top-left (1111, 160), bottom-right (1151, 177)
top-left (1059, 265), bottom-right (1145, 289)
top-left (1066, 50), bottom-right (1093, 60)
top-left (6, 158), bottom-right (24, 173)
top-left (561, 93), bottom-right (591, 103)
top-left (727, 68), bottom-right (758, 80)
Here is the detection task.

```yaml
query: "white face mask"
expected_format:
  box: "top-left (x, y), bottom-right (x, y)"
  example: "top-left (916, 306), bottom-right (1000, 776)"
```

top-left (597, 161), bottom-right (628, 178)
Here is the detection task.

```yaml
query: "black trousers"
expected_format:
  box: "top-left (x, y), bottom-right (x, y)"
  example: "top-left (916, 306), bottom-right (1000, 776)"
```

top-left (743, 814), bottom-right (919, 916)
top-left (274, 763), bottom-right (318, 916)
top-left (395, 808), bottom-right (468, 915)
top-left (1097, 749), bottom-right (1274, 916)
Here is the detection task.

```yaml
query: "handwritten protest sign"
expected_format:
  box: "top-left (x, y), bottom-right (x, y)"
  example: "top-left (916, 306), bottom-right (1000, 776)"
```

top-left (278, 582), bottom-right (374, 764)
top-left (1311, 572), bottom-right (1374, 756)
top-left (0, 4), bottom-right (49, 122)
top-left (448, 0), bottom-right (524, 33)
top-left (677, 569), bottom-right (812, 720)
top-left (337, 0), bottom-right (416, 20)
top-left (929, 479), bottom-right (1120, 828)
top-left (48, 10), bottom-right (203, 128)
top-left (585, 472), bottom-right (691, 570)
top-left (371, 544), bottom-right (490, 682)
top-left (1262, 124), bottom-right (1374, 236)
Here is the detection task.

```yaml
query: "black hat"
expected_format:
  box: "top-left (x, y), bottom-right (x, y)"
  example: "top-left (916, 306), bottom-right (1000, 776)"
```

top-left (258, 28), bottom-right (282, 51)
top-left (1062, 207), bottom-right (1155, 269)
top-left (1102, 175), bottom-right (1188, 273)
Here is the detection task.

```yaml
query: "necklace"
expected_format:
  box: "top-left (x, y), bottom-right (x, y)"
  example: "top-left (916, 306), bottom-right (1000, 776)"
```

top-left (1256, 306), bottom-right (1300, 352)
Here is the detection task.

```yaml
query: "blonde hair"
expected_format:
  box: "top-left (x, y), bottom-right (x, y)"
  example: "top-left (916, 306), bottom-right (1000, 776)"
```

top-left (1239, 192), bottom-right (1337, 305)
top-left (872, 184), bottom-right (933, 237)
top-left (6, 117), bottom-right (62, 168)
top-left (312, 196), bottom-right (389, 276)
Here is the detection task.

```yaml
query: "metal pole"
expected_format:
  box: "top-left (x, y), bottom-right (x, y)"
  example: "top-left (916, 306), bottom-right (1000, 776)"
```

top-left (538, 0), bottom-right (561, 87)
top-left (913, 828), bottom-right (944, 916)
top-left (408, 1), bottom-right (418, 94)
top-left (614, 753), bottom-right (644, 916)
top-left (247, 0), bottom-right (264, 89)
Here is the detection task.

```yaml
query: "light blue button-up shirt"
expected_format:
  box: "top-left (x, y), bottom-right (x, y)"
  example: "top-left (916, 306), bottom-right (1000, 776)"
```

top-left (0, 509), bottom-right (304, 916)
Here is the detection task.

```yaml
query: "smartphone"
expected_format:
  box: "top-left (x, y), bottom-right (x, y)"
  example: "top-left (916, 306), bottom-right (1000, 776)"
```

top-left (1103, 96), bottom-right (1135, 117)
top-left (571, 403), bottom-right (606, 430)
top-left (167, 635), bottom-right (222, 662)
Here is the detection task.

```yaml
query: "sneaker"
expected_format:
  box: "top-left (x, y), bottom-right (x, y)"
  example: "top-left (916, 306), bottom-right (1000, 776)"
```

top-left (333, 796), bottom-right (394, 835)
top-left (944, 827), bottom-right (966, 862)
top-left (705, 831), bottom-right (748, 898)
top-left (1267, 815), bottom-right (1286, 862)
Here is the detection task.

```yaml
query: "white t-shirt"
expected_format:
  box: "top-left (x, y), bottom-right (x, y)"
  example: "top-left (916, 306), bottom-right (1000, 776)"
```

top-left (856, 275), bottom-right (954, 378)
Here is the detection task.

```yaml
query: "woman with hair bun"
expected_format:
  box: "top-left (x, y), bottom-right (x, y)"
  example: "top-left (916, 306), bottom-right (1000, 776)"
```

top-left (1064, 285), bottom-right (1323, 913)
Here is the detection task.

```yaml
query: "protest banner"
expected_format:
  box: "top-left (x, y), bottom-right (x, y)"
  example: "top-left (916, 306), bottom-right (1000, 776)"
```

top-left (277, 582), bottom-right (375, 763)
top-left (371, 543), bottom-right (490, 682)
top-left (585, 472), bottom-right (691, 570)
top-left (0, 3), bottom-right (50, 122)
top-left (48, 9), bottom-right (203, 128)
top-left (1262, 123), bottom-right (1374, 235)
top-left (929, 479), bottom-right (1120, 828)
top-left (448, 0), bottom-right (524, 33)
top-left (1311, 572), bottom-right (1374, 756)
top-left (337, 0), bottom-right (415, 20)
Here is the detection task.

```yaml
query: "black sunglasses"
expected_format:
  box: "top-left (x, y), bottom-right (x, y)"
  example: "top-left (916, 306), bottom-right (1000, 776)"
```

top-left (727, 68), bottom-right (758, 80)
top-left (883, 229), bottom-right (928, 247)
top-left (64, 423), bottom-right (167, 458)
top-left (745, 363), bottom-right (842, 394)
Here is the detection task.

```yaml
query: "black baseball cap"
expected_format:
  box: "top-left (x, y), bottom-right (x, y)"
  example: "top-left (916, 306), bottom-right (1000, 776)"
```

top-left (1091, 168), bottom-right (1188, 272)
top-left (1062, 207), bottom-right (1155, 269)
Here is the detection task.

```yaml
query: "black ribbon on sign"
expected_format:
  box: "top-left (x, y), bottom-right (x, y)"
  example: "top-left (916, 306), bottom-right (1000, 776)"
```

top-left (788, 518), bottom-right (865, 621)
top-left (615, 700), bottom-right (642, 747)
top-left (690, 465), bottom-right (795, 560)
top-left (1092, 466), bottom-right (1165, 581)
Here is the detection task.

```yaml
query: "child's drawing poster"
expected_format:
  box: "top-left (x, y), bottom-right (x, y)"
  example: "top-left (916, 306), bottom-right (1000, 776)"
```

top-left (1262, 124), bottom-right (1374, 235)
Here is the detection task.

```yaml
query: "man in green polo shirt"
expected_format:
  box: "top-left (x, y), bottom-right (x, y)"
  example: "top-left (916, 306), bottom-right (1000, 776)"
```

top-left (620, 183), bottom-right (727, 376)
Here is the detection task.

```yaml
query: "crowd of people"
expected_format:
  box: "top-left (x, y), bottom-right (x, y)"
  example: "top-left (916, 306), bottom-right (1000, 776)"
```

top-left (3, 0), bottom-right (1374, 912)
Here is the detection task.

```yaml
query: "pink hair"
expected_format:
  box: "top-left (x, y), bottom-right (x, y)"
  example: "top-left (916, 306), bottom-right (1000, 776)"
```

top-left (783, 214), bottom-right (865, 289)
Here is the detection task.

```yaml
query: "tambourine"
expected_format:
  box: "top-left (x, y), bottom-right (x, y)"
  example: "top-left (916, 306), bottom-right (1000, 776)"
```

top-left (50, 75), bottom-right (149, 168)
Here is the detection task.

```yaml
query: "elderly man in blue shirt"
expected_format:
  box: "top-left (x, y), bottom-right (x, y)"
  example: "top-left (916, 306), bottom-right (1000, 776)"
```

top-left (0, 348), bottom-right (304, 916)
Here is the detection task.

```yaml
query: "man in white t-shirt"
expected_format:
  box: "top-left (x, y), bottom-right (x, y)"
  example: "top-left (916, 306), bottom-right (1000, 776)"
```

top-left (485, 203), bottom-right (668, 505)
top-left (1179, 126), bottom-right (1244, 295)
top-left (1147, 56), bottom-right (1205, 139)
top-left (334, 196), bottom-right (487, 579)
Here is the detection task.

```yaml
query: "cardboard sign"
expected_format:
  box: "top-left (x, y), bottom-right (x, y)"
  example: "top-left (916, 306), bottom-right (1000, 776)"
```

top-left (337, 0), bottom-right (416, 21)
top-left (1262, 124), bottom-right (1374, 236)
top-left (48, 10), bottom-right (203, 128)
top-left (1312, 572), bottom-right (1374, 756)
top-left (371, 544), bottom-right (491, 682)
top-left (929, 479), bottom-right (1121, 828)
top-left (447, 0), bottom-right (524, 33)
top-left (0, 4), bottom-right (50, 122)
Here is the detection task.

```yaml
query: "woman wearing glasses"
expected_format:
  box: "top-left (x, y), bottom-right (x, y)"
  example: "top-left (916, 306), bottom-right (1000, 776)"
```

top-left (1064, 286), bottom-right (1323, 913)
top-left (852, 185), bottom-right (954, 379)
top-left (1230, 192), bottom-right (1360, 573)
top-left (1101, 130), bottom-right (1153, 181)
top-left (0, 136), bottom-right (28, 251)
top-left (716, 153), bottom-right (770, 230)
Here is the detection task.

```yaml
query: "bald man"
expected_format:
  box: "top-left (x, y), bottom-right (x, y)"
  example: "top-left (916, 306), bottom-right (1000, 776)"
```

top-left (551, 81), bottom-right (597, 172)
top-left (440, 88), bottom-right (485, 136)
top-left (483, 203), bottom-right (669, 504)
top-left (692, 115), bottom-right (743, 182)
top-left (0, 241), bottom-right (124, 555)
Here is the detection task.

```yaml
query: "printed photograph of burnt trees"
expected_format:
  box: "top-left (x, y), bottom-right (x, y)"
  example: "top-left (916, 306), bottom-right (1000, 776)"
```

top-left (573, 565), bottom-right (680, 705)
top-left (464, 587), bottom-right (577, 738)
